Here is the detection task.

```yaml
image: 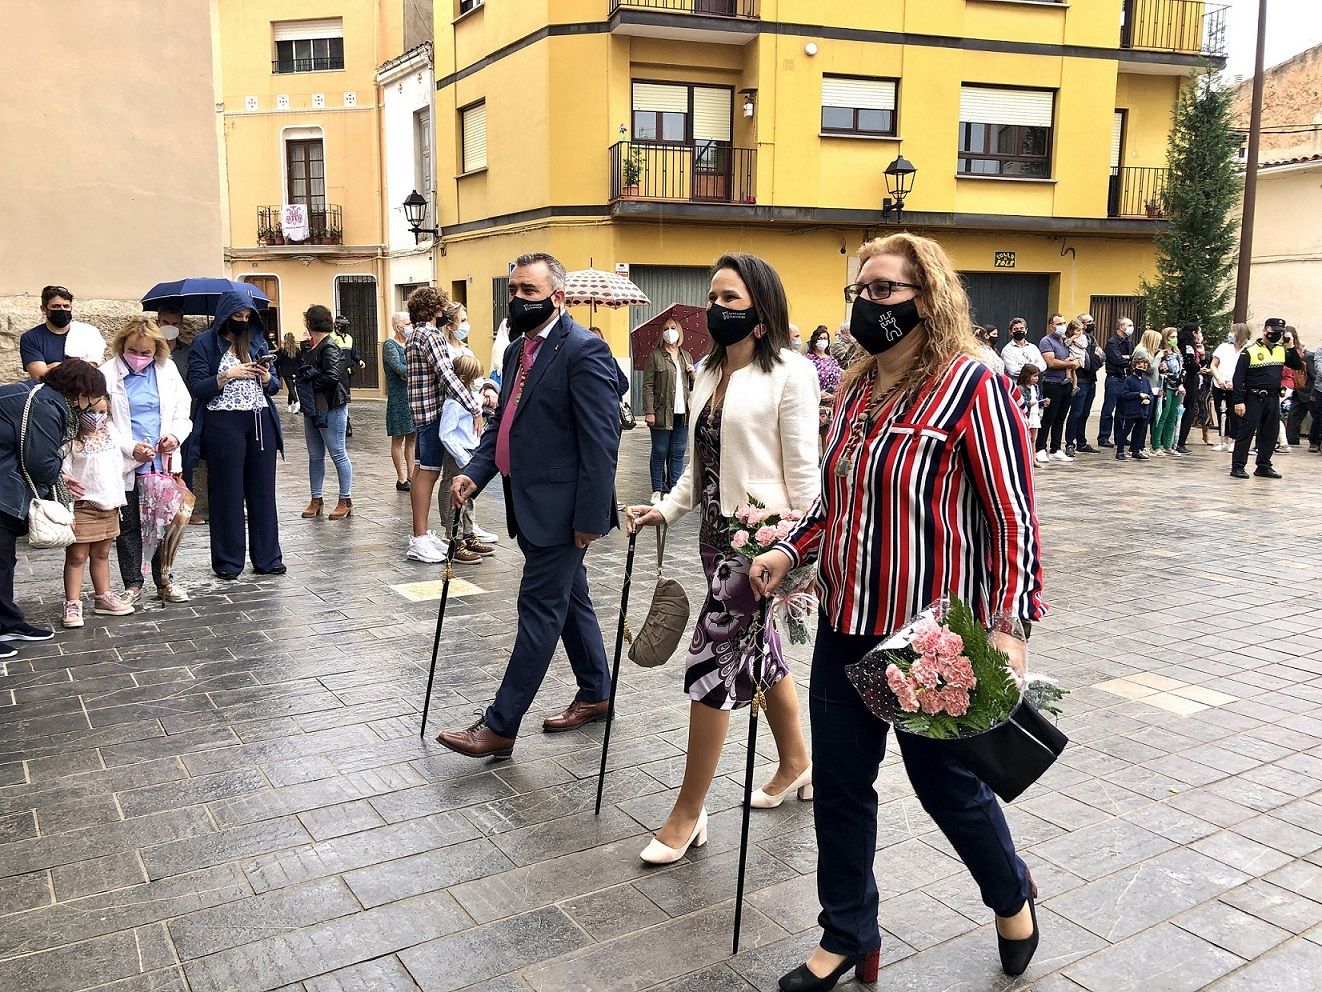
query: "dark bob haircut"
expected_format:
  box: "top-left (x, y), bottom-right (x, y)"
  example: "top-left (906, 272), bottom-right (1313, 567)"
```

top-left (304, 304), bottom-right (335, 333)
top-left (705, 252), bottom-right (791, 375)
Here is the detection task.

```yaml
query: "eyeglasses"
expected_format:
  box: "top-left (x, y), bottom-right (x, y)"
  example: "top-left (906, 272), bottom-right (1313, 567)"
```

top-left (843, 280), bottom-right (923, 304)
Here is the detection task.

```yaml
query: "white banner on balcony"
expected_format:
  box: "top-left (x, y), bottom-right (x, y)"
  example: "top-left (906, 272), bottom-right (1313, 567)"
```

top-left (959, 86), bottom-right (1054, 128)
top-left (281, 203), bottom-right (310, 243)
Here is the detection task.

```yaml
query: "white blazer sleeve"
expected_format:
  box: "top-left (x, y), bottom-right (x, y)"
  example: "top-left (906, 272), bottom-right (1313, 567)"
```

top-left (778, 357), bottom-right (822, 512)
top-left (656, 369), bottom-right (714, 525)
top-left (160, 361), bottom-right (194, 472)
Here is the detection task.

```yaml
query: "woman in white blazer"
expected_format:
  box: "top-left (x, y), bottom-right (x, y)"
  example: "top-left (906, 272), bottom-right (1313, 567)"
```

top-left (101, 316), bottom-right (193, 606)
top-left (627, 253), bottom-right (821, 865)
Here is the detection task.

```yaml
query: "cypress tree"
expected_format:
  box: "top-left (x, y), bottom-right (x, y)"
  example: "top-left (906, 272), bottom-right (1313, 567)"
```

top-left (1140, 71), bottom-right (1241, 340)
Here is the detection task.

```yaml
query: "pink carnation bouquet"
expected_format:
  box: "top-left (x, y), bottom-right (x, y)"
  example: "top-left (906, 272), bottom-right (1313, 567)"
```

top-left (728, 494), bottom-right (816, 643)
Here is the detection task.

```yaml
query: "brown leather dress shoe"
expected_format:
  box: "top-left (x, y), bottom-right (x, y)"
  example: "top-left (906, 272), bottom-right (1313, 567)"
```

top-left (437, 719), bottom-right (515, 759)
top-left (542, 698), bottom-right (610, 734)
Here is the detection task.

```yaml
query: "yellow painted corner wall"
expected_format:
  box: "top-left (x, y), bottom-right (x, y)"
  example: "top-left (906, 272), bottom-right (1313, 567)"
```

top-left (1116, 74), bottom-right (1182, 168)
top-left (223, 112), bottom-right (383, 247)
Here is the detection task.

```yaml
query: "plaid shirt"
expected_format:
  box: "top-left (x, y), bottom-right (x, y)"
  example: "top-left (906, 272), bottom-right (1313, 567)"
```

top-left (406, 323), bottom-right (480, 425)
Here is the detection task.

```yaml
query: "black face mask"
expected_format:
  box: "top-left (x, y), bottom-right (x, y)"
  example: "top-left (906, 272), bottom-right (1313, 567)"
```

top-left (1012, 329), bottom-right (1027, 341)
top-left (509, 295), bottom-right (557, 335)
top-left (707, 302), bottom-right (761, 348)
top-left (1265, 330), bottom-right (1283, 344)
top-left (226, 318), bottom-right (250, 336)
top-left (849, 297), bottom-right (924, 355)
top-left (47, 309), bottom-right (73, 329)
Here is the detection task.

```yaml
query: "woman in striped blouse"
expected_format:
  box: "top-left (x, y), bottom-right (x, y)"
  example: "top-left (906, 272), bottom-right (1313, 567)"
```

top-left (752, 233), bottom-right (1046, 992)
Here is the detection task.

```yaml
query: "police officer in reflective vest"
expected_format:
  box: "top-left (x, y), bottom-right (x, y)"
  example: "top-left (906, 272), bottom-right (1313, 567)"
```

top-left (1231, 317), bottom-right (1303, 479)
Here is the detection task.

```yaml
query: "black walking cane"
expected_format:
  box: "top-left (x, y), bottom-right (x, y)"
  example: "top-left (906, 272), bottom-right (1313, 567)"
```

top-left (733, 597), bottom-right (773, 955)
top-left (595, 526), bottom-right (638, 815)
top-left (420, 513), bottom-right (464, 741)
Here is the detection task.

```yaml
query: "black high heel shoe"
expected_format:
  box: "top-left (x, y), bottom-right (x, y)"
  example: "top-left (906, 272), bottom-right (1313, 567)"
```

top-left (779, 948), bottom-right (880, 991)
top-left (997, 895), bottom-right (1039, 977)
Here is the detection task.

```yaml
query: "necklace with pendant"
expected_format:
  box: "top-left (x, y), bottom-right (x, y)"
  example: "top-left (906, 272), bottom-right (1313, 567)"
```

top-left (834, 374), bottom-right (898, 477)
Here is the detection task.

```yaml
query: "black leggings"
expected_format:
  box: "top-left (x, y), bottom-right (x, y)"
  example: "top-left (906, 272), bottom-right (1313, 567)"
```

top-left (116, 477), bottom-right (165, 590)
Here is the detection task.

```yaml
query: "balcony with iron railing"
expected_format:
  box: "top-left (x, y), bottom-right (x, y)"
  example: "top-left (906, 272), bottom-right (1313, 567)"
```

top-left (1120, 0), bottom-right (1229, 59)
top-left (610, 141), bottom-right (757, 206)
top-left (271, 56), bottom-right (345, 74)
top-left (256, 204), bottom-right (344, 246)
top-left (1108, 167), bottom-right (1170, 219)
top-left (609, 0), bottom-right (758, 16)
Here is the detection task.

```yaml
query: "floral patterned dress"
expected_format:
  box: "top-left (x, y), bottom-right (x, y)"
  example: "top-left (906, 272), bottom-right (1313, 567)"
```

top-left (684, 403), bottom-right (789, 710)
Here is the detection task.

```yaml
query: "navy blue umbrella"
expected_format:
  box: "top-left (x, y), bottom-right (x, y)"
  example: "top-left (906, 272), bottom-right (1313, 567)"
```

top-left (141, 278), bottom-right (271, 317)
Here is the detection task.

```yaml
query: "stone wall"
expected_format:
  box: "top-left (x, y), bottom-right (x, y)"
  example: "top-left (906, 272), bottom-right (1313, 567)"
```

top-left (0, 298), bottom-right (209, 383)
top-left (1231, 44), bottom-right (1322, 160)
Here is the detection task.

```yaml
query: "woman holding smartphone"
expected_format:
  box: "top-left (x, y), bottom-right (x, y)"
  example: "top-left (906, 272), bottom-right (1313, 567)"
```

top-left (186, 290), bottom-right (286, 579)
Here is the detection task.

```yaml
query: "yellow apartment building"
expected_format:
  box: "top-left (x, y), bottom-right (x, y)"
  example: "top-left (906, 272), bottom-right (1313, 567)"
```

top-left (430, 0), bottom-right (1227, 375)
top-left (215, 0), bottom-right (427, 394)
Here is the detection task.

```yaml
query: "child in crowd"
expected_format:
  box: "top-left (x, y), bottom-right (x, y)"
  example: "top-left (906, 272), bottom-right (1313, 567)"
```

top-left (439, 355), bottom-right (494, 565)
top-left (1063, 318), bottom-right (1088, 392)
top-left (1117, 357), bottom-right (1155, 462)
top-left (62, 392), bottom-right (136, 627)
top-left (1017, 364), bottom-right (1044, 453)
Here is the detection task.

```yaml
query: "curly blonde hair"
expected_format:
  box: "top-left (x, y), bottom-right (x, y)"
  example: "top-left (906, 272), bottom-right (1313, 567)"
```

top-left (842, 233), bottom-right (979, 398)
top-left (111, 315), bottom-right (170, 362)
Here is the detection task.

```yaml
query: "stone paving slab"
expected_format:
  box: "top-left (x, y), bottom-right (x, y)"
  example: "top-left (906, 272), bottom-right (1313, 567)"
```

top-left (1, 401), bottom-right (1320, 990)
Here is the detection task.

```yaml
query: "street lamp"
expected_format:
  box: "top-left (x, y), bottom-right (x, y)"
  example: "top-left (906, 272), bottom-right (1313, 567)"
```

top-left (882, 155), bottom-right (917, 222)
top-left (402, 190), bottom-right (442, 244)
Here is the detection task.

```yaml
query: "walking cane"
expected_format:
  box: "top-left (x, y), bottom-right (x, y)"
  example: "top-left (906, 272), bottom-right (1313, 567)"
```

top-left (420, 513), bottom-right (463, 741)
top-left (594, 525), bottom-right (638, 815)
top-left (733, 598), bottom-right (772, 955)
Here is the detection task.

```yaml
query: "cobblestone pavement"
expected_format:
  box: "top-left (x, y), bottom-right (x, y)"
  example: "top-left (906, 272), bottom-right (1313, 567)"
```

top-left (2, 400), bottom-right (1321, 992)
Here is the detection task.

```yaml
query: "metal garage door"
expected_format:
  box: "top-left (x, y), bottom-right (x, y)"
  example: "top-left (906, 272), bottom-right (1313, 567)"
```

top-left (628, 265), bottom-right (712, 405)
top-left (961, 273), bottom-right (1051, 346)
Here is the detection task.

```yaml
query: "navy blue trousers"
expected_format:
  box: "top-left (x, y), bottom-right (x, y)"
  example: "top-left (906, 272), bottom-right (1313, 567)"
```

top-left (810, 621), bottom-right (1031, 956)
top-left (1097, 375), bottom-right (1123, 444)
top-left (484, 535), bottom-right (612, 738)
top-left (204, 409), bottom-right (282, 575)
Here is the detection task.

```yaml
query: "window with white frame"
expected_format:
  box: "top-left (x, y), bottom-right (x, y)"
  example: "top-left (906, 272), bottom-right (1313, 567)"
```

top-left (957, 86), bottom-right (1054, 178)
top-left (821, 76), bottom-right (898, 137)
top-left (273, 19), bottom-right (344, 74)
top-left (460, 101), bottom-right (487, 174)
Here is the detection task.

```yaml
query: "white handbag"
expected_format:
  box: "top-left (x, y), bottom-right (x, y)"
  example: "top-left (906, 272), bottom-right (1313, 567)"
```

top-left (18, 386), bottom-right (76, 550)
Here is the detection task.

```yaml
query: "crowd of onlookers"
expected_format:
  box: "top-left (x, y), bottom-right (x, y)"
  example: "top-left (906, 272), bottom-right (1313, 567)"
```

top-left (2, 277), bottom-right (1315, 662)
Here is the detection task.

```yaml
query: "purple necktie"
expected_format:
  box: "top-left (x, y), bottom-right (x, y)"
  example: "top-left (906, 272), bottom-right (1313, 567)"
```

top-left (495, 336), bottom-right (542, 476)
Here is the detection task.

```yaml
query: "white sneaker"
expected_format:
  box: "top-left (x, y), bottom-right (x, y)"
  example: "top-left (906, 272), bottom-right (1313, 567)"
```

top-left (650, 491), bottom-right (662, 505)
top-left (406, 535), bottom-right (445, 564)
top-left (1212, 442), bottom-right (1226, 452)
top-left (1034, 451), bottom-right (1050, 465)
top-left (425, 530), bottom-right (451, 556)
top-left (472, 524), bottom-right (499, 544)
top-left (1050, 451), bottom-right (1074, 463)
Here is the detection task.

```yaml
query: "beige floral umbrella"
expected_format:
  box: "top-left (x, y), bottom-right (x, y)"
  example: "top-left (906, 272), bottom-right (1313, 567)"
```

top-left (564, 268), bottom-right (650, 321)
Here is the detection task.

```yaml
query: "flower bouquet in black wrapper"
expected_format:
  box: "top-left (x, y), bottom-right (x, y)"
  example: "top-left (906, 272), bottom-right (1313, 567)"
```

top-left (845, 596), bottom-right (1068, 801)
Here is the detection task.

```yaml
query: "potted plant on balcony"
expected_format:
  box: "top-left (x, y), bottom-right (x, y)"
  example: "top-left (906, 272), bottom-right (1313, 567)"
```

top-left (257, 226), bottom-right (272, 246)
top-left (621, 146), bottom-right (645, 198)
top-left (1144, 198), bottom-right (1165, 219)
top-left (327, 225), bottom-right (343, 245)
top-left (270, 227), bottom-right (286, 246)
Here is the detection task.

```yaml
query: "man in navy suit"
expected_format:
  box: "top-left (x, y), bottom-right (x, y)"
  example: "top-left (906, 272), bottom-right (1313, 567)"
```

top-left (443, 253), bottom-right (621, 758)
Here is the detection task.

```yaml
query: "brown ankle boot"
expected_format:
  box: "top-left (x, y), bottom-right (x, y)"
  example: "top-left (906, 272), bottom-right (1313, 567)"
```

top-left (301, 498), bottom-right (323, 518)
top-left (328, 497), bottom-right (353, 520)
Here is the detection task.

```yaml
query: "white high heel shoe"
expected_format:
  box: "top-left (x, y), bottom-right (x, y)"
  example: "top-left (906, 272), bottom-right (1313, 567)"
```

top-left (639, 808), bottom-right (708, 865)
top-left (749, 764), bottom-right (813, 809)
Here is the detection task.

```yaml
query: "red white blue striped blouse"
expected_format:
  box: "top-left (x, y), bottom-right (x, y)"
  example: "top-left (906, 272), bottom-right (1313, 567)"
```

top-left (777, 354), bottom-right (1046, 637)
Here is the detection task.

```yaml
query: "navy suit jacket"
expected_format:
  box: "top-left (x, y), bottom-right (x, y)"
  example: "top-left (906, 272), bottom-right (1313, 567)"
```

top-left (466, 312), bottom-right (621, 547)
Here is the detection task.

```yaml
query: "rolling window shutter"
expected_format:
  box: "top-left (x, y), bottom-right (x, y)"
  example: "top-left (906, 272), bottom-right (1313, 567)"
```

top-left (632, 82), bottom-right (688, 114)
top-left (1111, 112), bottom-right (1124, 169)
top-left (821, 76), bottom-right (896, 111)
top-left (692, 87), bottom-right (731, 142)
top-left (959, 87), bottom-right (1053, 128)
top-left (273, 18), bottom-right (343, 41)
top-left (462, 104), bottom-right (487, 173)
